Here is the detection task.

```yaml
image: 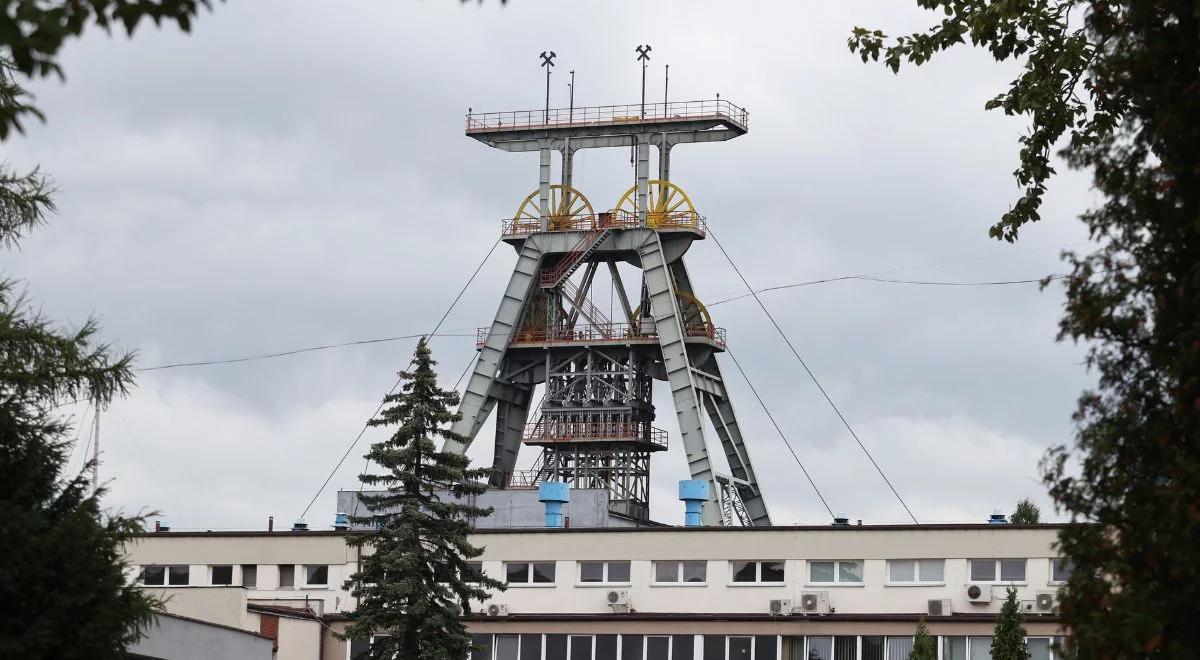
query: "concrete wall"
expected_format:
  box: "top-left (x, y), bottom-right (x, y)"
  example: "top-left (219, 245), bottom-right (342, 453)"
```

top-left (276, 616), bottom-right (322, 660)
top-left (129, 613), bottom-right (272, 660)
top-left (337, 489), bottom-right (641, 529)
top-left (143, 587), bottom-right (256, 631)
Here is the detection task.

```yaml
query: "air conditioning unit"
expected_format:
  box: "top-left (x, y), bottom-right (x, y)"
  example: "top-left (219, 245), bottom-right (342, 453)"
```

top-left (927, 599), bottom-right (953, 616)
top-left (966, 584), bottom-right (992, 603)
top-left (606, 590), bottom-right (631, 613)
top-left (1020, 599), bottom-right (1037, 613)
top-left (485, 603), bottom-right (509, 617)
top-left (769, 599), bottom-right (793, 616)
top-left (799, 591), bottom-right (831, 615)
top-left (1034, 591), bottom-right (1058, 614)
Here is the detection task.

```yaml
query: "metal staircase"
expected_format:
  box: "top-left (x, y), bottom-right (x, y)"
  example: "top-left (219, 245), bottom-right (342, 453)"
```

top-left (539, 228), bottom-right (613, 288)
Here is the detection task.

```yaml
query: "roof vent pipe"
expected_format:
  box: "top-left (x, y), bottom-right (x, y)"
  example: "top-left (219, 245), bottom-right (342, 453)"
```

top-left (988, 509), bottom-right (1008, 525)
top-left (333, 512), bottom-right (349, 531)
top-left (832, 513), bottom-right (850, 527)
top-left (538, 482), bottom-right (570, 528)
top-left (678, 480), bottom-right (709, 527)
top-left (292, 518), bottom-right (308, 532)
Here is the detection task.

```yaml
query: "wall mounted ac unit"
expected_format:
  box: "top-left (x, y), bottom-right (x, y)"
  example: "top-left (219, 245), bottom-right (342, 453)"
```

top-left (799, 591), bottom-right (831, 615)
top-left (769, 599), bottom-right (793, 616)
top-left (485, 603), bottom-right (509, 617)
top-left (1034, 591), bottom-right (1059, 614)
top-left (606, 590), bottom-right (631, 613)
top-left (1020, 599), bottom-right (1037, 613)
top-left (966, 584), bottom-right (993, 603)
top-left (927, 599), bottom-right (953, 616)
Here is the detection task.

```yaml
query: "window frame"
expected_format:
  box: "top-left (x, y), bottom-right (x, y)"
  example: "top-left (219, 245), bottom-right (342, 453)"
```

top-left (1049, 558), bottom-right (1072, 584)
top-left (728, 560), bottom-right (786, 585)
top-left (969, 558), bottom-right (1028, 584)
top-left (302, 564), bottom-right (329, 588)
top-left (278, 564), bottom-right (295, 589)
top-left (210, 564), bottom-right (234, 586)
top-left (651, 560), bottom-right (708, 586)
top-left (166, 565), bottom-right (190, 586)
top-left (807, 559), bottom-right (865, 586)
top-left (503, 561), bottom-right (557, 587)
top-left (885, 558), bottom-right (946, 585)
top-left (576, 560), bottom-right (632, 586)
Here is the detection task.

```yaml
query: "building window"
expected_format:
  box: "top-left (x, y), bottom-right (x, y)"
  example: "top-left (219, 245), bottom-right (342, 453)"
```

top-left (728, 636), bottom-right (753, 660)
top-left (806, 637), bottom-right (832, 660)
top-left (1027, 637), bottom-right (1052, 660)
top-left (505, 562), bottom-right (555, 584)
top-left (496, 635), bottom-right (520, 660)
top-left (164, 565), bottom-right (189, 586)
top-left (645, 636), bottom-right (670, 660)
top-left (861, 636), bottom-right (885, 660)
top-left (967, 637), bottom-right (992, 660)
top-left (241, 565), bottom-right (257, 588)
top-left (809, 560), bottom-right (863, 584)
top-left (210, 565), bottom-right (233, 586)
top-left (942, 636), bottom-right (966, 660)
top-left (730, 560), bottom-right (784, 583)
top-left (304, 565), bottom-right (328, 587)
top-left (465, 561), bottom-right (484, 583)
top-left (278, 564), bottom-right (295, 589)
top-left (578, 561), bottom-right (631, 584)
top-left (653, 560), bottom-right (707, 584)
top-left (569, 635), bottom-right (594, 660)
top-left (970, 559), bottom-right (1027, 582)
top-left (886, 637), bottom-right (914, 660)
top-left (140, 566), bottom-right (166, 586)
top-left (887, 559), bottom-right (945, 583)
top-left (1050, 558), bottom-right (1073, 583)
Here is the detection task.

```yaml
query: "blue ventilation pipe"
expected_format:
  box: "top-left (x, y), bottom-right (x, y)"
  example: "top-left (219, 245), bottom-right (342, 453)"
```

top-left (539, 482), bottom-right (570, 528)
top-left (678, 480), bottom-right (709, 527)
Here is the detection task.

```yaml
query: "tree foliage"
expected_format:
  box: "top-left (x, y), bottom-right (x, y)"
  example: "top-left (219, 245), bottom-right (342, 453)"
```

top-left (0, 0), bottom-right (217, 138)
top-left (343, 339), bottom-right (505, 660)
top-left (910, 618), bottom-right (937, 660)
top-left (992, 587), bottom-right (1031, 660)
top-left (850, 3), bottom-right (1199, 657)
top-left (0, 161), bottom-right (156, 657)
top-left (1010, 498), bottom-right (1041, 524)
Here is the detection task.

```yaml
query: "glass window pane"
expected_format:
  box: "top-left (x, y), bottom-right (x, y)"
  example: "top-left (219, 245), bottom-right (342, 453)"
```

top-left (970, 560), bottom-right (995, 582)
top-left (142, 566), bottom-right (165, 585)
top-left (570, 636), bottom-right (593, 660)
top-left (729, 637), bottom-right (752, 660)
top-left (807, 636), bottom-right (833, 660)
top-left (889, 560), bottom-right (916, 582)
top-left (834, 636), bottom-right (857, 660)
top-left (506, 563), bottom-right (528, 583)
top-left (497, 635), bottom-right (520, 660)
top-left (647, 636), bottom-right (670, 660)
top-left (761, 561), bottom-right (785, 582)
top-left (580, 562), bottom-right (604, 583)
top-left (532, 562), bottom-right (556, 583)
top-left (732, 561), bottom-right (756, 582)
top-left (918, 559), bottom-right (944, 582)
top-left (1052, 558), bottom-right (1073, 582)
top-left (1000, 559), bottom-right (1026, 582)
top-left (683, 561), bottom-right (707, 583)
top-left (810, 561), bottom-right (835, 583)
top-left (464, 561), bottom-right (483, 583)
top-left (655, 561), bottom-right (679, 583)
top-left (839, 561), bottom-right (863, 583)
top-left (306, 565), bottom-right (328, 585)
top-left (942, 636), bottom-right (966, 660)
top-left (168, 565), bottom-right (189, 585)
top-left (968, 638), bottom-right (992, 660)
top-left (1028, 638), bottom-right (1050, 660)
top-left (211, 565), bottom-right (233, 585)
top-left (279, 564), bottom-right (294, 588)
top-left (607, 561), bottom-right (630, 583)
top-left (861, 637), bottom-right (884, 660)
top-left (241, 565), bottom-right (257, 588)
top-left (886, 638), bottom-right (913, 660)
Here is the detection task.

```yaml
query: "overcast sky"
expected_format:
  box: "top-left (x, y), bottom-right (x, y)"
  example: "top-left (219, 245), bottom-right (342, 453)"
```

top-left (7, 0), bottom-right (1096, 530)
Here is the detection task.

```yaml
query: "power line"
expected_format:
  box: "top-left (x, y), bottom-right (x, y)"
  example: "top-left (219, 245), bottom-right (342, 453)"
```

top-left (707, 226), bottom-right (920, 524)
top-left (709, 272), bottom-right (1073, 307)
top-left (723, 346), bottom-right (834, 519)
top-left (298, 238), bottom-right (501, 521)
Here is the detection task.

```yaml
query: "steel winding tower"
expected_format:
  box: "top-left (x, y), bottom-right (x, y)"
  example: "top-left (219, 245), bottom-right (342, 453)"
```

top-left (445, 97), bottom-right (771, 526)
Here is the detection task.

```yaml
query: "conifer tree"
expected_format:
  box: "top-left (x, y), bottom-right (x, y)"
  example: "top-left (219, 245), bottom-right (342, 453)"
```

top-left (992, 587), bottom-right (1030, 660)
top-left (909, 618), bottom-right (937, 660)
top-left (1010, 499), bottom-right (1041, 525)
top-left (343, 339), bottom-right (505, 660)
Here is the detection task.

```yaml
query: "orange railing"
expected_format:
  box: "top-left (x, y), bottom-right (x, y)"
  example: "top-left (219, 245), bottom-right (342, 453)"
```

top-left (523, 420), bottom-right (668, 449)
top-left (476, 323), bottom-right (726, 349)
top-left (467, 99), bottom-right (749, 133)
top-left (502, 210), bottom-right (705, 237)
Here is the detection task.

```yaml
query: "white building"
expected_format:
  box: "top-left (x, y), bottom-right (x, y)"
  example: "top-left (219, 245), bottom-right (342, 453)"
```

top-left (125, 511), bottom-right (1069, 660)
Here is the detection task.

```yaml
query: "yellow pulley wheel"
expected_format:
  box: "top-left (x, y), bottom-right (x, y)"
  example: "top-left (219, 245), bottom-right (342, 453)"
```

top-left (613, 180), bottom-right (697, 229)
top-left (513, 185), bottom-right (595, 231)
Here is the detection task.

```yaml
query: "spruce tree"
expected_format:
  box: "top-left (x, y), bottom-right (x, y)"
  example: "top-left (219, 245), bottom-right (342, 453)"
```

top-left (909, 618), bottom-right (937, 660)
top-left (343, 339), bottom-right (505, 660)
top-left (1010, 499), bottom-right (1041, 525)
top-left (992, 588), bottom-right (1030, 660)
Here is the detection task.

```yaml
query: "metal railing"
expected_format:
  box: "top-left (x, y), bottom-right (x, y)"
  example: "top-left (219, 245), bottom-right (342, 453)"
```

top-left (501, 210), bottom-right (706, 237)
top-left (523, 420), bottom-right (668, 449)
top-left (467, 99), bottom-right (749, 133)
top-left (476, 323), bottom-right (726, 349)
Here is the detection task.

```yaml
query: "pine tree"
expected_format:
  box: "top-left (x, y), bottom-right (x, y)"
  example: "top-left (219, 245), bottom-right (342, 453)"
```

top-left (1010, 499), bottom-right (1041, 525)
top-left (909, 618), bottom-right (937, 660)
top-left (0, 117), bottom-right (158, 655)
top-left (343, 339), bottom-right (505, 660)
top-left (992, 587), bottom-right (1030, 660)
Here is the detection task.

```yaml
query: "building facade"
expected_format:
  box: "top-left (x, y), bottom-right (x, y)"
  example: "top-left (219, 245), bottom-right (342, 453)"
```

top-left (126, 523), bottom-right (1068, 660)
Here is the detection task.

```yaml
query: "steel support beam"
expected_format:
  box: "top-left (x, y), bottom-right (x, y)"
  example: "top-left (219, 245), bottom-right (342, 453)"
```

top-left (636, 133), bottom-right (650, 226)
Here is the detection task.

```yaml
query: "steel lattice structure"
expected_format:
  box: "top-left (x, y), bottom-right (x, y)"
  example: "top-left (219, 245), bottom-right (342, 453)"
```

top-left (443, 99), bottom-right (771, 525)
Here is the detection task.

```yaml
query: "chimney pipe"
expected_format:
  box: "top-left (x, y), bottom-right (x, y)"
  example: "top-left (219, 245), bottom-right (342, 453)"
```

top-left (538, 482), bottom-right (570, 528)
top-left (678, 480), bottom-right (709, 527)
top-left (292, 518), bottom-right (308, 532)
top-left (832, 513), bottom-right (850, 527)
top-left (988, 509), bottom-right (1008, 525)
top-left (154, 520), bottom-right (161, 532)
top-left (268, 516), bottom-right (274, 532)
top-left (333, 512), bottom-right (349, 531)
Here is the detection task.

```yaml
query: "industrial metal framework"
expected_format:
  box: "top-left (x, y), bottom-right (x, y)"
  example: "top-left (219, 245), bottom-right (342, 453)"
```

top-left (443, 98), bottom-right (771, 526)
